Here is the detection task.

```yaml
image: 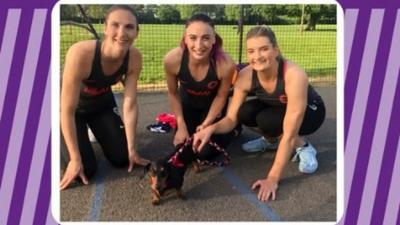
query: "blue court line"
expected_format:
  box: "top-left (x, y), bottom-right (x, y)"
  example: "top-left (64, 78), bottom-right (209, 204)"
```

top-left (221, 167), bottom-right (282, 221)
top-left (88, 159), bottom-right (106, 221)
top-left (87, 160), bottom-right (281, 221)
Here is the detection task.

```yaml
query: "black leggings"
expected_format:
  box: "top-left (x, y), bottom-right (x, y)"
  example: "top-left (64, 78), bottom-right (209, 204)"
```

top-left (72, 106), bottom-right (129, 179)
top-left (237, 99), bottom-right (325, 138)
top-left (181, 103), bottom-right (233, 161)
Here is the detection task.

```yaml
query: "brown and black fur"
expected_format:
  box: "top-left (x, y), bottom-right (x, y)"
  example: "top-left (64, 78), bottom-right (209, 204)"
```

top-left (144, 143), bottom-right (198, 205)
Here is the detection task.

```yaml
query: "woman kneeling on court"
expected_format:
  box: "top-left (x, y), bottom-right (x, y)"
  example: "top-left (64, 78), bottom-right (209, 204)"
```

top-left (194, 25), bottom-right (325, 202)
top-left (163, 13), bottom-right (236, 162)
top-left (60, 5), bottom-right (148, 190)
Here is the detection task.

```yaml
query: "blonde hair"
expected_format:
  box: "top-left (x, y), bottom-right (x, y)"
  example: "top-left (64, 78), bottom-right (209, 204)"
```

top-left (246, 25), bottom-right (283, 60)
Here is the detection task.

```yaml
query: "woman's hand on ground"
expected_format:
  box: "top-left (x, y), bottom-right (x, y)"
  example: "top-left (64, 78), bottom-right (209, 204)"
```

top-left (60, 160), bottom-right (88, 190)
top-left (251, 176), bottom-right (279, 202)
top-left (128, 151), bottom-right (150, 172)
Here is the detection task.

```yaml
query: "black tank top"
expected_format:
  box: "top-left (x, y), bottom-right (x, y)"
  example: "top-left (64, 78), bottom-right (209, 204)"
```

top-left (76, 40), bottom-right (130, 113)
top-left (177, 49), bottom-right (220, 109)
top-left (251, 59), bottom-right (322, 107)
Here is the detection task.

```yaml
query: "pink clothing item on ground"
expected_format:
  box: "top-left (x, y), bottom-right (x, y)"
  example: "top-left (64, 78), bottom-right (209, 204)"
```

top-left (156, 113), bottom-right (176, 129)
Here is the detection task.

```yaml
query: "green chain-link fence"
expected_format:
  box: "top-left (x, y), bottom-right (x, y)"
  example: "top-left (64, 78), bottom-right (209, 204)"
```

top-left (60, 4), bottom-right (336, 92)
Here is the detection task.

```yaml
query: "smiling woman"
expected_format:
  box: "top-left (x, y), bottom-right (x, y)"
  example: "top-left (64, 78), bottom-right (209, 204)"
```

top-left (103, 6), bottom-right (138, 56)
top-left (60, 5), bottom-right (149, 191)
top-left (163, 13), bottom-right (237, 164)
top-left (194, 25), bottom-right (326, 202)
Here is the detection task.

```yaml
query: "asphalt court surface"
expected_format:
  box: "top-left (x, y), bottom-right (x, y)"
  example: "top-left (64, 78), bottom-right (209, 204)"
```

top-left (59, 86), bottom-right (337, 222)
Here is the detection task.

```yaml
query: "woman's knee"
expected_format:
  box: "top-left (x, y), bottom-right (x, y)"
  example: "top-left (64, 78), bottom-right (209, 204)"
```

top-left (82, 160), bottom-right (97, 179)
top-left (255, 112), bottom-right (283, 137)
top-left (98, 133), bottom-right (129, 168)
top-left (299, 102), bottom-right (326, 135)
top-left (238, 104), bottom-right (257, 127)
top-left (238, 99), bottom-right (268, 127)
top-left (106, 152), bottom-right (129, 168)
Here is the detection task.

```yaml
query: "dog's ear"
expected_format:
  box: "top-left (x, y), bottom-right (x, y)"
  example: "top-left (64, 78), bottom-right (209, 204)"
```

top-left (145, 162), bottom-right (152, 172)
top-left (140, 162), bottom-right (151, 180)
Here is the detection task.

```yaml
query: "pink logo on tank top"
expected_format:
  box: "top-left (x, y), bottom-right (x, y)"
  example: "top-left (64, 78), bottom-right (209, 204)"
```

top-left (83, 86), bottom-right (110, 96)
top-left (186, 89), bottom-right (211, 96)
top-left (279, 94), bottom-right (288, 104)
top-left (207, 81), bottom-right (219, 90)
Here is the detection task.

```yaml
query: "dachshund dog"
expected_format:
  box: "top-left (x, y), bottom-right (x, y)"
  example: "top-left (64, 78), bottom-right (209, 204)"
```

top-left (144, 142), bottom-right (197, 205)
top-left (145, 159), bottom-right (187, 205)
top-left (144, 139), bottom-right (229, 205)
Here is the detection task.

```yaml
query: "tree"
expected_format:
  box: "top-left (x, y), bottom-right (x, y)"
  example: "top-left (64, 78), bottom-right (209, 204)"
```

top-left (247, 5), bottom-right (265, 24)
top-left (85, 5), bottom-right (109, 23)
top-left (177, 5), bottom-right (200, 20)
top-left (304, 4), bottom-right (336, 31)
top-left (205, 5), bottom-right (225, 23)
top-left (177, 5), bottom-right (225, 23)
top-left (257, 5), bottom-right (286, 24)
top-left (304, 5), bottom-right (321, 31)
top-left (60, 5), bottom-right (80, 21)
top-left (224, 5), bottom-right (240, 22)
top-left (286, 5), bottom-right (302, 17)
top-left (139, 5), bottom-right (157, 23)
top-left (319, 4), bottom-right (336, 24)
top-left (248, 5), bottom-right (285, 24)
top-left (156, 5), bottom-right (180, 24)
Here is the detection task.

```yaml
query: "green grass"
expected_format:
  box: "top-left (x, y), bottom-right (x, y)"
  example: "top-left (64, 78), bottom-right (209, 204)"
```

top-left (60, 24), bottom-right (336, 84)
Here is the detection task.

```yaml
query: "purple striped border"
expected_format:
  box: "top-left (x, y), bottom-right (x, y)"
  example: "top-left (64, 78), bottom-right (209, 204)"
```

top-left (0, 8), bottom-right (29, 189)
top-left (343, 9), bottom-right (384, 224)
top-left (344, 9), bottom-right (358, 81)
top-left (19, 65), bottom-right (51, 225)
top-left (369, 67), bottom-right (400, 224)
top-left (0, 9), bottom-right (21, 190)
top-left (357, 8), bottom-right (400, 225)
top-left (0, 8), bottom-right (48, 224)
top-left (9, 10), bottom-right (50, 224)
top-left (344, 8), bottom-right (370, 141)
top-left (35, 141), bottom-right (52, 225)
top-left (383, 137), bottom-right (400, 225)
top-left (380, 11), bottom-right (400, 225)
top-left (345, 8), bottom-right (388, 225)
top-left (0, 10), bottom-right (20, 115)
top-left (0, 7), bottom-right (40, 224)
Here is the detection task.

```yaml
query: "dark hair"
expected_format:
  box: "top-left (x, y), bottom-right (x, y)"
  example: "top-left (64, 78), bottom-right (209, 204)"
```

top-left (246, 25), bottom-right (283, 60)
top-left (180, 13), bottom-right (224, 61)
top-left (185, 13), bottom-right (215, 28)
top-left (105, 5), bottom-right (139, 31)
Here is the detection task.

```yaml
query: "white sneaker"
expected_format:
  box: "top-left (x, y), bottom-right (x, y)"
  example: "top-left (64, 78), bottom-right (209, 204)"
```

top-left (242, 137), bottom-right (279, 153)
top-left (291, 142), bottom-right (318, 173)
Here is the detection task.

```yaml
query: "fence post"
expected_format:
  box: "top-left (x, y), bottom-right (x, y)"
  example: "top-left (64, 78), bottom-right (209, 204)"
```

top-left (237, 5), bottom-right (244, 64)
top-left (300, 4), bottom-right (305, 33)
